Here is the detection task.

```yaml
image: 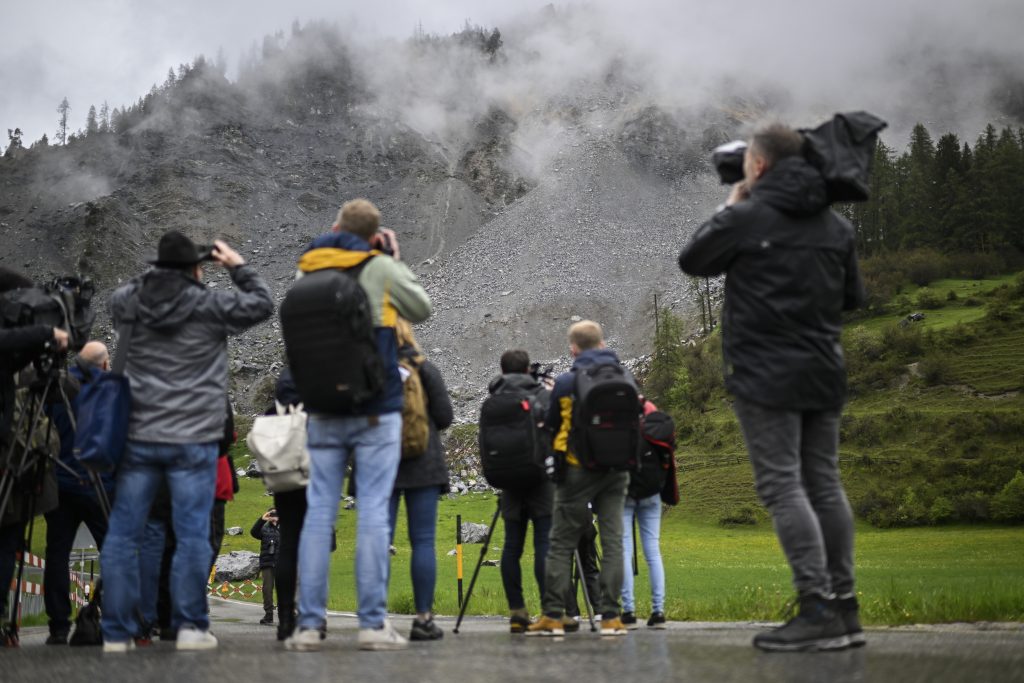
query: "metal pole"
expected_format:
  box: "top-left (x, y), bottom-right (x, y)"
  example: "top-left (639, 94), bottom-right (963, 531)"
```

top-left (456, 514), bottom-right (464, 609)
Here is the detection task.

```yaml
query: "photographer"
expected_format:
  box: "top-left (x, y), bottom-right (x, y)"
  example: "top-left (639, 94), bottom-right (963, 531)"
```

top-left (251, 508), bottom-right (281, 626)
top-left (679, 123), bottom-right (866, 652)
top-left (0, 267), bottom-right (68, 645)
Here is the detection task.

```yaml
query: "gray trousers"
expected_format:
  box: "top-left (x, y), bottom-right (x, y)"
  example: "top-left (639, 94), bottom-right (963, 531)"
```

top-left (541, 467), bottom-right (628, 619)
top-left (733, 397), bottom-right (855, 597)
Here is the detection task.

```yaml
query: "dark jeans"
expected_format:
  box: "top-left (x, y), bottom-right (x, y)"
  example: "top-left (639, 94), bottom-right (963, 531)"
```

top-left (44, 492), bottom-right (109, 634)
top-left (273, 488), bottom-right (306, 620)
top-left (389, 486), bottom-right (440, 615)
top-left (500, 514), bottom-right (551, 611)
top-left (542, 467), bottom-right (628, 619)
top-left (209, 499), bottom-right (226, 575)
top-left (733, 397), bottom-right (855, 597)
top-left (0, 521), bottom-right (26, 621)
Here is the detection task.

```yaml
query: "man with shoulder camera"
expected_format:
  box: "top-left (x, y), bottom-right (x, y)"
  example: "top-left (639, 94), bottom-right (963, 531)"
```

top-left (0, 267), bottom-right (69, 646)
top-left (285, 198), bottom-right (431, 653)
top-left (679, 123), bottom-right (866, 652)
top-left (100, 231), bottom-right (272, 653)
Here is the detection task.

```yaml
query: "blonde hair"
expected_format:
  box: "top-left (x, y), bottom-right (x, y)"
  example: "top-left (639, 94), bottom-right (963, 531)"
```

top-left (394, 317), bottom-right (422, 353)
top-left (334, 199), bottom-right (380, 240)
top-left (568, 320), bottom-right (603, 351)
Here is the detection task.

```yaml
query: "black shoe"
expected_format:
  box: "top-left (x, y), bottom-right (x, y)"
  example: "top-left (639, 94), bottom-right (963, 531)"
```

top-left (277, 613), bottom-right (296, 641)
top-left (410, 618), bottom-right (444, 641)
top-left (836, 595), bottom-right (866, 647)
top-left (46, 631), bottom-right (69, 645)
top-left (260, 610), bottom-right (274, 625)
top-left (562, 616), bottom-right (581, 633)
top-left (753, 595), bottom-right (850, 652)
top-left (621, 611), bottom-right (638, 629)
top-left (647, 612), bottom-right (667, 629)
top-left (509, 614), bottom-right (531, 634)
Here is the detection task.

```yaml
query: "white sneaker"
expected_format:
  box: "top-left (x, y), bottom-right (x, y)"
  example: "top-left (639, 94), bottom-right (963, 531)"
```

top-left (176, 626), bottom-right (218, 651)
top-left (358, 619), bottom-right (408, 651)
top-left (284, 627), bottom-right (324, 652)
top-left (102, 639), bottom-right (135, 653)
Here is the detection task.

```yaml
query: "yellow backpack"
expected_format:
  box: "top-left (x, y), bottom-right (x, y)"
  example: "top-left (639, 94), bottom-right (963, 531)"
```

top-left (399, 354), bottom-right (430, 459)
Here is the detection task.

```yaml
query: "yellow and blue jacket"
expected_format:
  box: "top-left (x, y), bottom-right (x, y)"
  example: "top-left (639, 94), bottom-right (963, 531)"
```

top-left (546, 348), bottom-right (627, 467)
top-left (297, 231), bottom-right (431, 415)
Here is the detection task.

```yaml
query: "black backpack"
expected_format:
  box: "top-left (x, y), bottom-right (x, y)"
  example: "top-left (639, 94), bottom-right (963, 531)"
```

top-left (479, 385), bottom-right (548, 490)
top-left (570, 363), bottom-right (641, 471)
top-left (280, 259), bottom-right (384, 414)
top-left (628, 411), bottom-right (676, 501)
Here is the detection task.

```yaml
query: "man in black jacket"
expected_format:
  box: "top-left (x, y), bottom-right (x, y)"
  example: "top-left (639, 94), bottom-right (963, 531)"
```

top-left (0, 267), bottom-right (68, 646)
top-left (251, 508), bottom-right (281, 625)
top-left (489, 349), bottom-right (555, 634)
top-left (679, 124), bottom-right (866, 652)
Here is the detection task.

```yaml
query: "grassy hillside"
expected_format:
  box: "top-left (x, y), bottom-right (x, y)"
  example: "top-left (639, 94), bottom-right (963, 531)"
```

top-left (654, 270), bottom-right (1024, 529)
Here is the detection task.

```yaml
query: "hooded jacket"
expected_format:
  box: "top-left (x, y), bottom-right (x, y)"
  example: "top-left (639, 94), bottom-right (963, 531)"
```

top-left (109, 264), bottom-right (273, 443)
top-left (679, 156), bottom-right (866, 411)
top-left (392, 346), bottom-right (454, 492)
top-left (297, 231), bottom-right (432, 415)
top-left (546, 348), bottom-right (634, 465)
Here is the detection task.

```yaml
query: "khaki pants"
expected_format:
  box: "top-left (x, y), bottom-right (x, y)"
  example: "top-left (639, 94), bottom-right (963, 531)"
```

top-left (541, 467), bottom-right (628, 619)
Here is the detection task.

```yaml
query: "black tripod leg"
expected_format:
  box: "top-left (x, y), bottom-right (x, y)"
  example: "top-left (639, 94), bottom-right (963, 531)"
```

top-left (453, 497), bottom-right (502, 635)
top-left (574, 550), bottom-right (597, 632)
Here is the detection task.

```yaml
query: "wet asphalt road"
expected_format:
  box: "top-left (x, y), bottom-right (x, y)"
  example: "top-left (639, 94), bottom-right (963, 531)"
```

top-left (4, 598), bottom-right (1023, 683)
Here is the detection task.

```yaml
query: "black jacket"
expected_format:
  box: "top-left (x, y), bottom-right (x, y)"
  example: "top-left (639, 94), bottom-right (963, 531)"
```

top-left (679, 157), bottom-right (866, 411)
top-left (250, 517), bottom-right (280, 568)
top-left (0, 325), bottom-right (52, 446)
top-left (392, 348), bottom-right (454, 492)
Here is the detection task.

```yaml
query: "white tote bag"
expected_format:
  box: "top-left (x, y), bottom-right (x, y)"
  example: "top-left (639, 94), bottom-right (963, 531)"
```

top-left (246, 402), bottom-right (310, 493)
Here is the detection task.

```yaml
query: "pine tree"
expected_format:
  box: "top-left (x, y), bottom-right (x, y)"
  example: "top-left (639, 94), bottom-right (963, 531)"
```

top-left (98, 101), bottom-right (110, 132)
top-left (86, 105), bottom-right (98, 135)
top-left (56, 97), bottom-right (70, 145)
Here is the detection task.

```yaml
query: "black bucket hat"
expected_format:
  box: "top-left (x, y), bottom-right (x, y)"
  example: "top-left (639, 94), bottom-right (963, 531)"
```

top-left (149, 230), bottom-right (214, 267)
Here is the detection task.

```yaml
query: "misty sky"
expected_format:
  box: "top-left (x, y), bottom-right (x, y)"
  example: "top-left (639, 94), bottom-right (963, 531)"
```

top-left (2, 0), bottom-right (1023, 145)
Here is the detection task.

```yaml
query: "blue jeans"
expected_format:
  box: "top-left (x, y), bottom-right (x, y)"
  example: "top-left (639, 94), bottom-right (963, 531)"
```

top-left (297, 413), bottom-right (401, 630)
top-left (100, 441), bottom-right (217, 642)
top-left (388, 486), bottom-right (439, 615)
top-left (621, 494), bottom-right (666, 613)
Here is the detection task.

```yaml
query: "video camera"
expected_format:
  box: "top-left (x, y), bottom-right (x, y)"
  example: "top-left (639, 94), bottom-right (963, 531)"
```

top-left (710, 112), bottom-right (888, 202)
top-left (712, 140), bottom-right (748, 185)
top-left (0, 275), bottom-right (96, 355)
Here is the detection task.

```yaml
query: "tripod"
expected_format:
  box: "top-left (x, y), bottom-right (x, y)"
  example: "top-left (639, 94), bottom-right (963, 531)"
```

top-left (453, 495), bottom-right (597, 634)
top-left (0, 355), bottom-right (111, 644)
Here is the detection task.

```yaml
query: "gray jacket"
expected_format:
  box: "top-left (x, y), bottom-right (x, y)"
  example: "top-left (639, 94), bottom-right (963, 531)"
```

top-left (109, 265), bottom-right (273, 443)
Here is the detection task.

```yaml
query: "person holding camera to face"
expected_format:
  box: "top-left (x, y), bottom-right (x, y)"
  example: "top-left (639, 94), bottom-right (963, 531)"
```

top-left (251, 507), bottom-right (281, 626)
top-left (679, 124), bottom-right (866, 652)
top-left (0, 267), bottom-right (70, 646)
top-left (99, 231), bottom-right (273, 652)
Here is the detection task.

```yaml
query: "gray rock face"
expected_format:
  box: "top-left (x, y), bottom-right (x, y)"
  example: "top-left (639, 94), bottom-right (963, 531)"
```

top-left (226, 526), bottom-right (243, 536)
top-left (214, 551), bottom-right (260, 582)
top-left (460, 522), bottom-right (491, 544)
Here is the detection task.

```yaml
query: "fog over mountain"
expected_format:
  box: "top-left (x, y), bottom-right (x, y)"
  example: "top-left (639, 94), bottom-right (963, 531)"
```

top-left (1, 1), bottom-right (1022, 415)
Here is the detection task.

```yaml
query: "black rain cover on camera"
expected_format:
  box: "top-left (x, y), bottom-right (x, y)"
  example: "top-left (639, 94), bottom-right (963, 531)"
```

top-left (800, 111), bottom-right (887, 203)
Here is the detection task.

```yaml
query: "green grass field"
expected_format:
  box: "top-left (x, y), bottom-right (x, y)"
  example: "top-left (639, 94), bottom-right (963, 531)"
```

top-left (22, 272), bottom-right (1024, 627)
top-left (209, 481), bottom-right (1024, 625)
